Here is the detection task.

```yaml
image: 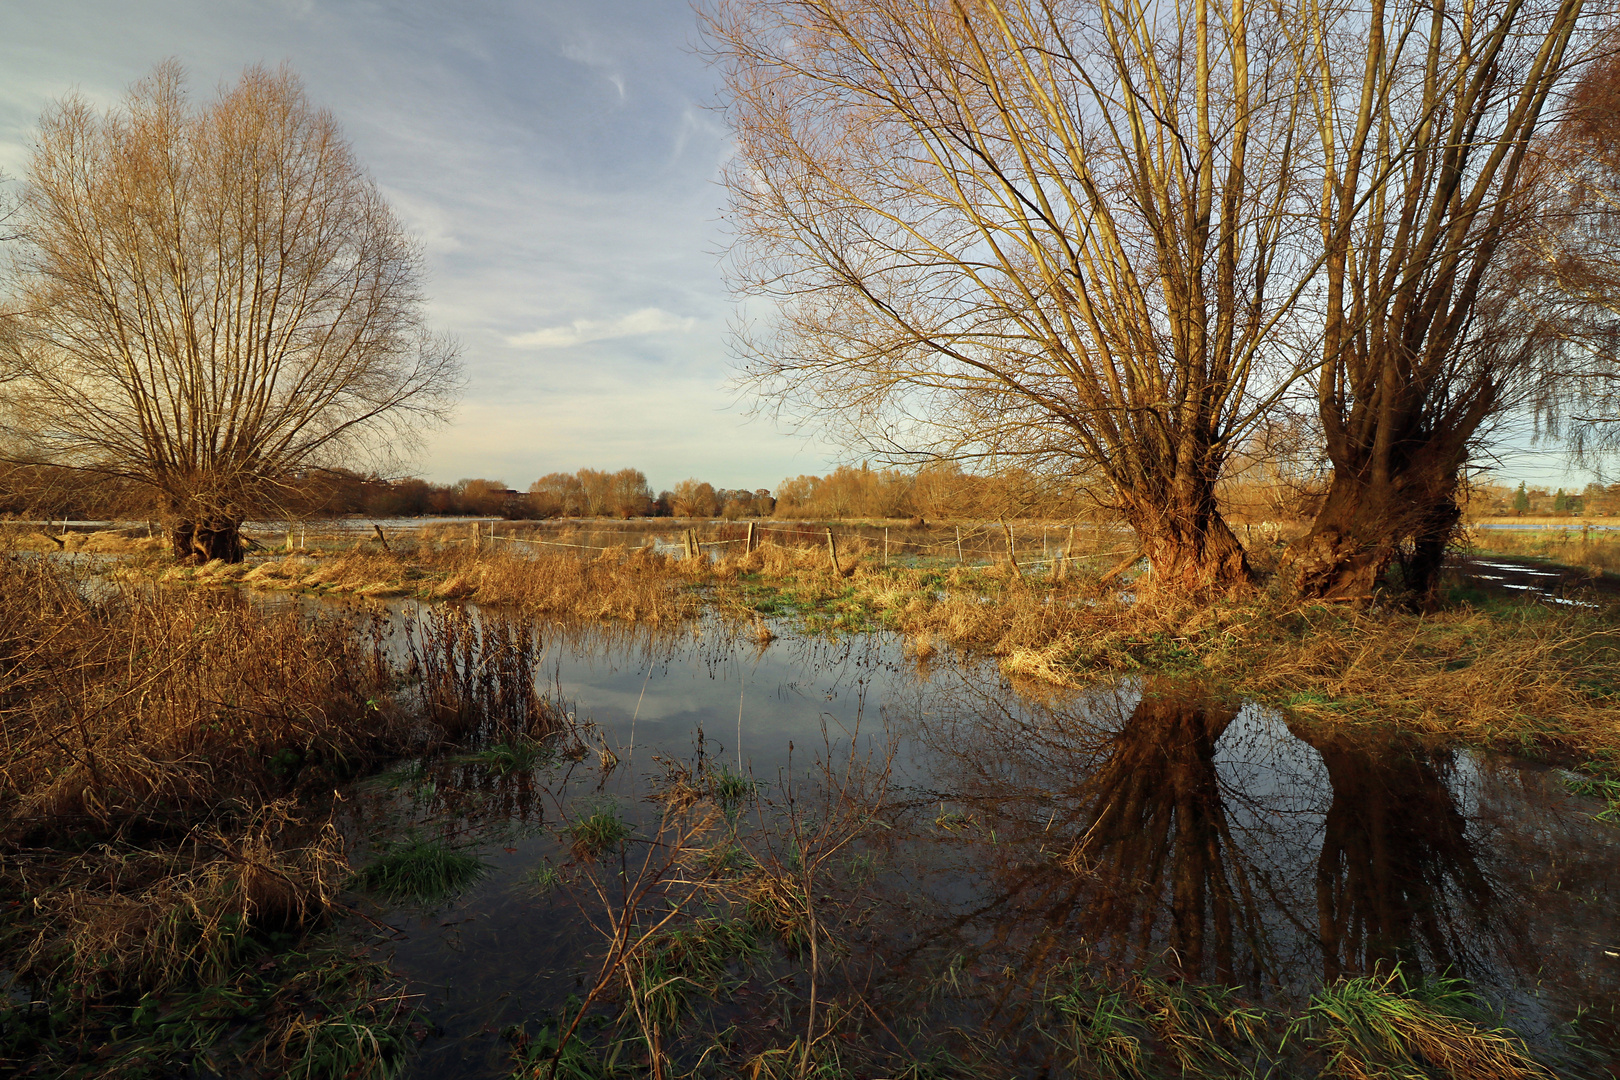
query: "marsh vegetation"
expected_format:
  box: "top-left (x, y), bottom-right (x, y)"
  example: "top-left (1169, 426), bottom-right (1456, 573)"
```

top-left (1, 513), bottom-right (1617, 1078)
top-left (4, 5), bottom-right (1620, 1075)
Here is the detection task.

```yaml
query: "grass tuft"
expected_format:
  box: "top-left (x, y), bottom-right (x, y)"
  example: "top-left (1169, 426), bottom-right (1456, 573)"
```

top-left (564, 806), bottom-right (634, 862)
top-left (1293, 967), bottom-right (1552, 1080)
top-left (468, 737), bottom-right (551, 775)
top-left (354, 836), bottom-right (486, 903)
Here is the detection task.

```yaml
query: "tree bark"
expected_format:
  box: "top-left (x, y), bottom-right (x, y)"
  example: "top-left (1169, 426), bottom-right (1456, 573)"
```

top-left (1121, 486), bottom-right (1253, 593)
top-left (172, 519), bottom-right (244, 564)
top-left (1288, 448), bottom-right (1464, 604)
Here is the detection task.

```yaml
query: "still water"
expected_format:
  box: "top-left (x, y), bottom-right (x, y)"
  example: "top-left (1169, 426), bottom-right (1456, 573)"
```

top-left (338, 616), bottom-right (1620, 1077)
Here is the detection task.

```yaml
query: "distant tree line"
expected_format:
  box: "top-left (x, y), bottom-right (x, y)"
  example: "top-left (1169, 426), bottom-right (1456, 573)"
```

top-left (1, 455), bottom-right (1333, 525)
top-left (1473, 481), bottom-right (1620, 517)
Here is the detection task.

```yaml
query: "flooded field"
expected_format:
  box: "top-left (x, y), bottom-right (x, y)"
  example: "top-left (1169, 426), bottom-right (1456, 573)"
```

top-left (335, 611), bottom-right (1620, 1078)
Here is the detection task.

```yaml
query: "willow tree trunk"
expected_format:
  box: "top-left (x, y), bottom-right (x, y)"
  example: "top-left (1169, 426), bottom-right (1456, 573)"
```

top-left (1284, 0), bottom-right (1586, 605)
top-left (1288, 435), bottom-right (1469, 602)
top-left (1121, 484), bottom-right (1253, 593)
top-left (172, 519), bottom-right (244, 563)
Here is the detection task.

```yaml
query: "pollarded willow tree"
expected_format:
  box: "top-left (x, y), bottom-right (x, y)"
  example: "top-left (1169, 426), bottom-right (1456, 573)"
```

top-left (707, 0), bottom-right (1332, 591)
top-left (1281, 0), bottom-right (1590, 600)
top-left (0, 62), bottom-right (460, 561)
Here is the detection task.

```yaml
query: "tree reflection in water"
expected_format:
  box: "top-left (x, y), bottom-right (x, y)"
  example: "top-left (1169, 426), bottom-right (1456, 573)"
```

top-left (1291, 726), bottom-right (1494, 983)
top-left (871, 668), bottom-right (1613, 1042)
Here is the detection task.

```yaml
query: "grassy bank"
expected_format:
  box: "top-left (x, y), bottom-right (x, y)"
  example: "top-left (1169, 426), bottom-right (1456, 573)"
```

top-left (0, 556), bottom-right (561, 1078)
top-left (1464, 524), bottom-right (1620, 576)
top-left (106, 535), bottom-right (1620, 770)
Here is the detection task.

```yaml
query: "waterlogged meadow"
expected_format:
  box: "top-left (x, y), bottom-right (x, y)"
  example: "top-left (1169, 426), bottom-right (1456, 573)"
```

top-left (339, 613), bottom-right (1620, 1079)
top-left (3, 554), bottom-right (1619, 1079)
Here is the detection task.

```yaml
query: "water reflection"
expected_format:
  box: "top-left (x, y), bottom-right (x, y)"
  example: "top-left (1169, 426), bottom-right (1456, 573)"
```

top-left (344, 617), bottom-right (1619, 1077)
top-left (887, 670), bottom-right (1619, 1033)
top-left (1297, 728), bottom-right (1494, 983)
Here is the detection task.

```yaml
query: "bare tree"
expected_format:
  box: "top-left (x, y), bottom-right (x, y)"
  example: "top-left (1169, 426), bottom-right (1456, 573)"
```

top-left (707, 0), bottom-right (1335, 590)
top-left (0, 62), bottom-right (460, 561)
top-left (1281, 0), bottom-right (1590, 600)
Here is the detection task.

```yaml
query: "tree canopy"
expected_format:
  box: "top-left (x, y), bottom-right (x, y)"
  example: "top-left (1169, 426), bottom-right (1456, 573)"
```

top-left (0, 62), bottom-right (460, 560)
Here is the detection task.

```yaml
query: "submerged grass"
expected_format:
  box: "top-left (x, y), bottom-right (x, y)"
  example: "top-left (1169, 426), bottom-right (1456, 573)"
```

top-left (565, 805), bottom-right (634, 862)
top-left (354, 836), bottom-right (487, 903)
top-left (467, 737), bottom-right (552, 775)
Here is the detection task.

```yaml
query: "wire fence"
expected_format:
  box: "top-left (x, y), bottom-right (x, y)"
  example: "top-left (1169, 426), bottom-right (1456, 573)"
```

top-left (435, 517), bottom-right (1142, 575)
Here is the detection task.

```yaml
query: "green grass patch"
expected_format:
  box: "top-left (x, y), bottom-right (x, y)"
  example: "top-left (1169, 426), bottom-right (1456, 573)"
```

top-left (632, 918), bottom-right (760, 1027)
top-left (705, 764), bottom-right (763, 816)
top-left (563, 806), bottom-right (633, 862)
top-left (354, 836), bottom-right (486, 903)
top-left (1566, 769), bottom-right (1620, 824)
top-left (464, 737), bottom-right (550, 775)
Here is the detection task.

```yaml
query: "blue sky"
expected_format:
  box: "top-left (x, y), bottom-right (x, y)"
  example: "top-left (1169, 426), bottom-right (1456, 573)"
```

top-left (0, 1), bottom-right (1602, 494)
top-left (0, 0), bottom-right (840, 492)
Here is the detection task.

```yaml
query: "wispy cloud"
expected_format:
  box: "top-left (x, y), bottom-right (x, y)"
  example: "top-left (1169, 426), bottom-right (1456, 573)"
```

top-left (506, 307), bottom-right (697, 349)
top-left (0, 1), bottom-right (842, 490)
top-left (561, 39), bottom-right (626, 101)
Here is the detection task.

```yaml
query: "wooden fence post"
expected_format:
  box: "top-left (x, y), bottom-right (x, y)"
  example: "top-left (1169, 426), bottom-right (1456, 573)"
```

top-left (1057, 525), bottom-right (1076, 582)
top-left (884, 527), bottom-right (889, 567)
top-left (373, 523), bottom-right (390, 552)
top-left (471, 521), bottom-right (481, 552)
top-left (1000, 518), bottom-right (1024, 580)
top-left (746, 520), bottom-right (756, 554)
top-left (955, 525), bottom-right (964, 565)
top-left (826, 527), bottom-right (842, 575)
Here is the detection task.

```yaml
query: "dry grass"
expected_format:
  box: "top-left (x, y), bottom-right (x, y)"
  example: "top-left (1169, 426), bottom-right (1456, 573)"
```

top-left (128, 543), bottom-right (701, 622)
top-left (0, 561), bottom-right (406, 838)
top-left (887, 579), bottom-right (1620, 761)
top-left (0, 523), bottom-right (169, 554)
top-left (13, 801), bottom-right (347, 996)
top-left (1464, 524), bottom-right (1620, 575)
top-left (0, 556), bottom-right (497, 1075)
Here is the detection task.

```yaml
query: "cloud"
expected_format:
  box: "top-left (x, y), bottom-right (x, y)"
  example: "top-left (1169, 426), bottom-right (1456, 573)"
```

top-left (506, 307), bottom-right (697, 349)
top-left (561, 39), bottom-right (627, 101)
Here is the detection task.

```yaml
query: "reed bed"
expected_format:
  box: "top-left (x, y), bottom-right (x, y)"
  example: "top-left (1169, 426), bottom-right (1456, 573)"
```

top-left (0, 558), bottom-right (401, 838)
top-left (0, 555), bottom-right (561, 1078)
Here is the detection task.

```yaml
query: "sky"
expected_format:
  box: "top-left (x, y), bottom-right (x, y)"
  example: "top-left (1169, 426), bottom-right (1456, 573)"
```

top-left (0, 1), bottom-right (1605, 494)
top-left (0, 0), bottom-right (841, 493)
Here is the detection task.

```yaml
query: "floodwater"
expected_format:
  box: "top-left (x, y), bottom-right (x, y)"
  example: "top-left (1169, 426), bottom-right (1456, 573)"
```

top-left (338, 614), bottom-right (1620, 1078)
